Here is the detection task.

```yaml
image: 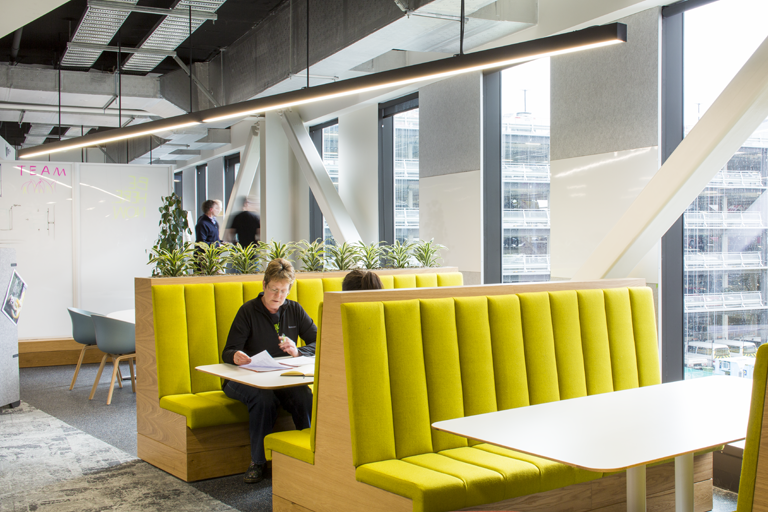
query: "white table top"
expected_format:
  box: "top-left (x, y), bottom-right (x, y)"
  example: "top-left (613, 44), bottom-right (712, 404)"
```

top-left (196, 363), bottom-right (314, 390)
top-left (433, 376), bottom-right (753, 472)
top-left (106, 309), bottom-right (135, 324)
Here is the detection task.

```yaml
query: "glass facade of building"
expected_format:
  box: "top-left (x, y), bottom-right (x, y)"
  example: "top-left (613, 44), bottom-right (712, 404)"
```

top-left (500, 58), bottom-right (551, 283)
top-left (321, 124), bottom-right (339, 245)
top-left (394, 109), bottom-right (420, 244)
top-left (683, 0), bottom-right (768, 379)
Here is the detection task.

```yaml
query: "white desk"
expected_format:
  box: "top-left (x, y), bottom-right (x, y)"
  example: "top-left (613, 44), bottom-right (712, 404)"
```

top-left (196, 363), bottom-right (314, 390)
top-left (106, 309), bottom-right (135, 324)
top-left (432, 376), bottom-right (752, 512)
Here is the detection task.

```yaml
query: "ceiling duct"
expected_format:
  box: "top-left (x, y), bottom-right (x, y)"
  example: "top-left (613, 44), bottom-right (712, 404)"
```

top-left (121, 0), bottom-right (226, 74)
top-left (61, 0), bottom-right (139, 68)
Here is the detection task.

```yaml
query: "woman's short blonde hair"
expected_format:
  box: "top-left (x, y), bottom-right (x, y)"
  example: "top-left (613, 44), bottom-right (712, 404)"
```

top-left (263, 258), bottom-right (295, 288)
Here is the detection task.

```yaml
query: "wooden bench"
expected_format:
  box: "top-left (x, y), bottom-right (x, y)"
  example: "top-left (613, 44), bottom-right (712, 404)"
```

top-left (267, 278), bottom-right (714, 512)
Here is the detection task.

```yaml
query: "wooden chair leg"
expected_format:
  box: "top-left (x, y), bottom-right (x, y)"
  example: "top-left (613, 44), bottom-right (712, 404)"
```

top-left (69, 344), bottom-right (92, 390)
top-left (89, 353), bottom-right (109, 400)
top-left (128, 356), bottom-right (136, 393)
top-left (114, 356), bottom-right (123, 389)
top-left (107, 355), bottom-right (121, 405)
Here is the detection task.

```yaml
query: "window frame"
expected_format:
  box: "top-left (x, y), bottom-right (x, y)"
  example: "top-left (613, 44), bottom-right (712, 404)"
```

top-left (308, 118), bottom-right (338, 243)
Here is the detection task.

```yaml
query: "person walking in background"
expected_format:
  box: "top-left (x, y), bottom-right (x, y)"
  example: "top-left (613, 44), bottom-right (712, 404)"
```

top-left (226, 195), bottom-right (260, 247)
top-left (195, 199), bottom-right (222, 245)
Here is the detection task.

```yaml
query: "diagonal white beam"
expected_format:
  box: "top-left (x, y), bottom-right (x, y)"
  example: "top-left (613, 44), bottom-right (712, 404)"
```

top-left (278, 108), bottom-right (361, 244)
top-left (222, 122), bottom-right (260, 231)
top-left (573, 33), bottom-right (768, 281)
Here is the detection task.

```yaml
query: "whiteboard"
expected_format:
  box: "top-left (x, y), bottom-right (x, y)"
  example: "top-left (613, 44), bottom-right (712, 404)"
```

top-left (0, 162), bottom-right (74, 339)
top-left (79, 164), bottom-right (170, 314)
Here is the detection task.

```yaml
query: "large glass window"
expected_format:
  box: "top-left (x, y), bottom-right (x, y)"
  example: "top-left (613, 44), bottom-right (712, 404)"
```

top-left (683, 0), bottom-right (768, 379)
top-left (321, 124), bottom-right (339, 245)
top-left (394, 109), bottom-right (419, 244)
top-left (500, 58), bottom-right (550, 283)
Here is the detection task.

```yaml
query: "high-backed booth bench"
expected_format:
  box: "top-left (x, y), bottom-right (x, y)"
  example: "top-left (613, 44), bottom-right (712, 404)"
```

top-left (135, 268), bottom-right (462, 482)
top-left (266, 279), bottom-right (715, 512)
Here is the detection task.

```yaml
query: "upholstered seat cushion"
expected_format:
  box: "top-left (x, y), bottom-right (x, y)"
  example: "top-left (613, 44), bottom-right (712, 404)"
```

top-left (265, 428), bottom-right (313, 464)
top-left (160, 392), bottom-right (248, 429)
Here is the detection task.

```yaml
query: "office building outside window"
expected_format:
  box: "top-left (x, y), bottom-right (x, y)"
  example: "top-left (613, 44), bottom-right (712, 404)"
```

top-left (500, 58), bottom-right (550, 283)
top-left (683, 0), bottom-right (768, 379)
top-left (322, 124), bottom-right (339, 245)
top-left (394, 109), bottom-right (419, 244)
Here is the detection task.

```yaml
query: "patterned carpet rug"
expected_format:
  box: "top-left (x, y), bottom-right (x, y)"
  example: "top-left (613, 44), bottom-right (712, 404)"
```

top-left (0, 402), bottom-right (234, 512)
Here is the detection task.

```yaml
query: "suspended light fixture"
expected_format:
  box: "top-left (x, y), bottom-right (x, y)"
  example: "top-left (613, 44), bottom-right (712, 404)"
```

top-left (18, 23), bottom-right (626, 160)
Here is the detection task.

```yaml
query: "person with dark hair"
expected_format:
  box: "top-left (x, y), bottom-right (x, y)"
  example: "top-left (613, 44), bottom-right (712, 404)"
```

top-left (342, 269), bottom-right (383, 291)
top-left (222, 258), bottom-right (316, 484)
top-left (195, 199), bottom-right (222, 245)
top-left (226, 195), bottom-right (260, 247)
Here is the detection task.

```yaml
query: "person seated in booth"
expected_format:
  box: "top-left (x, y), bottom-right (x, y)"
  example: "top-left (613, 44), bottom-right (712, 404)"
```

top-left (342, 269), bottom-right (383, 291)
top-left (222, 258), bottom-right (316, 484)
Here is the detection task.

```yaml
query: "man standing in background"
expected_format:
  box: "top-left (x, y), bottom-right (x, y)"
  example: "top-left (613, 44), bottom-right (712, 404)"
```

top-left (226, 195), bottom-right (260, 247)
top-left (195, 199), bottom-right (222, 245)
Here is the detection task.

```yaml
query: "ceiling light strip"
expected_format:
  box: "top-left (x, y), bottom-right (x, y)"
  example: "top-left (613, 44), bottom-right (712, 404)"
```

top-left (19, 23), bottom-right (626, 160)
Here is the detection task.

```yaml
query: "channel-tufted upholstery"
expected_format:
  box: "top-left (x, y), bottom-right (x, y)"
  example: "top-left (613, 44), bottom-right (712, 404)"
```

top-left (339, 287), bottom-right (660, 512)
top-left (152, 272), bottom-right (465, 432)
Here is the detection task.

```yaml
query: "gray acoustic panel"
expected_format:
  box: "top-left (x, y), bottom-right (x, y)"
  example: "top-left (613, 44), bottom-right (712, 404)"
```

top-left (0, 248), bottom-right (20, 408)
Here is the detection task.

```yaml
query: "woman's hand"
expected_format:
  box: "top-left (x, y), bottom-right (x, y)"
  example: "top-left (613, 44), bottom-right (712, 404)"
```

top-left (278, 336), bottom-right (299, 357)
top-left (233, 350), bottom-right (252, 365)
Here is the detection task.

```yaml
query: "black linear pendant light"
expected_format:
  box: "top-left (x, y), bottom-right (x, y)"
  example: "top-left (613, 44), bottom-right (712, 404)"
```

top-left (18, 22), bottom-right (626, 160)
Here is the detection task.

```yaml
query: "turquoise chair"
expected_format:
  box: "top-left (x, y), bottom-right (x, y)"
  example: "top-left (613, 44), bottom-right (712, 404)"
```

top-left (66, 307), bottom-right (99, 391)
top-left (735, 343), bottom-right (768, 511)
top-left (89, 314), bottom-right (136, 405)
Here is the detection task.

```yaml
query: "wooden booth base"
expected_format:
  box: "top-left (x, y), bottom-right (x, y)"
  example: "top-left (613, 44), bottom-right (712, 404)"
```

top-left (271, 452), bottom-right (714, 512)
top-left (19, 338), bottom-right (106, 368)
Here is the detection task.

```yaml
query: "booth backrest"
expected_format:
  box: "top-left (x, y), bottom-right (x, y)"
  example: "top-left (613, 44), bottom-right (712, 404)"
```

top-left (152, 272), bottom-right (464, 400)
top-left (341, 287), bottom-right (660, 467)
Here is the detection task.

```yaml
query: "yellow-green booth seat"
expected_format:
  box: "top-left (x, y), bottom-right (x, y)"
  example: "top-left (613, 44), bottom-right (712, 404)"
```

top-left (341, 287), bottom-right (659, 512)
top-left (264, 302), bottom-right (324, 465)
top-left (736, 343), bottom-right (768, 511)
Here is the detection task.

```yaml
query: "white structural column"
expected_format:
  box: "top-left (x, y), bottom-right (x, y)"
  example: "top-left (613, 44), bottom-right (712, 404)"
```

top-left (573, 31), bottom-right (768, 280)
top-left (279, 108), bottom-right (361, 244)
top-left (223, 123), bottom-right (260, 229)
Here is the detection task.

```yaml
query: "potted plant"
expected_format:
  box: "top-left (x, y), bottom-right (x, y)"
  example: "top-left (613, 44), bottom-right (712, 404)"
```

top-left (356, 241), bottom-right (386, 269)
top-left (383, 240), bottom-right (416, 268)
top-left (293, 239), bottom-right (326, 272)
top-left (194, 242), bottom-right (229, 275)
top-left (147, 244), bottom-right (194, 277)
top-left (149, 193), bottom-right (192, 276)
top-left (412, 239), bottom-right (447, 268)
top-left (257, 240), bottom-right (297, 267)
top-left (325, 241), bottom-right (361, 270)
top-left (224, 243), bottom-right (261, 274)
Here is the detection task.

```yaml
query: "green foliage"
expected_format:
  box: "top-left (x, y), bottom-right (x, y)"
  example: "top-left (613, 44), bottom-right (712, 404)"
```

top-left (224, 243), bottom-right (261, 274)
top-left (194, 242), bottom-right (229, 276)
top-left (293, 239), bottom-right (326, 272)
top-left (148, 244), bottom-right (194, 277)
top-left (412, 239), bottom-right (446, 268)
top-left (384, 240), bottom-right (416, 269)
top-left (325, 241), bottom-right (361, 271)
top-left (154, 193), bottom-right (191, 252)
top-left (149, 193), bottom-right (192, 276)
top-left (356, 240), bottom-right (386, 269)
top-left (257, 239), bottom-right (297, 267)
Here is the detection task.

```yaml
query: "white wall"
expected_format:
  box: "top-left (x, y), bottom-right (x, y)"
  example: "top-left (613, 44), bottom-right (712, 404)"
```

top-left (338, 104), bottom-right (379, 243)
top-left (0, 160), bottom-right (170, 339)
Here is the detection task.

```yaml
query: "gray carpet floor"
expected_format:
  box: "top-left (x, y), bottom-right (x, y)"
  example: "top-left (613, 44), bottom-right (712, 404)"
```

top-left (16, 363), bottom-right (273, 512)
top-left (13, 363), bottom-right (739, 512)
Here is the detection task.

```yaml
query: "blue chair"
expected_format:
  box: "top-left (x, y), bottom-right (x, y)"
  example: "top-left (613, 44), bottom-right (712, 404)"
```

top-left (89, 314), bottom-right (136, 405)
top-left (67, 308), bottom-right (100, 391)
